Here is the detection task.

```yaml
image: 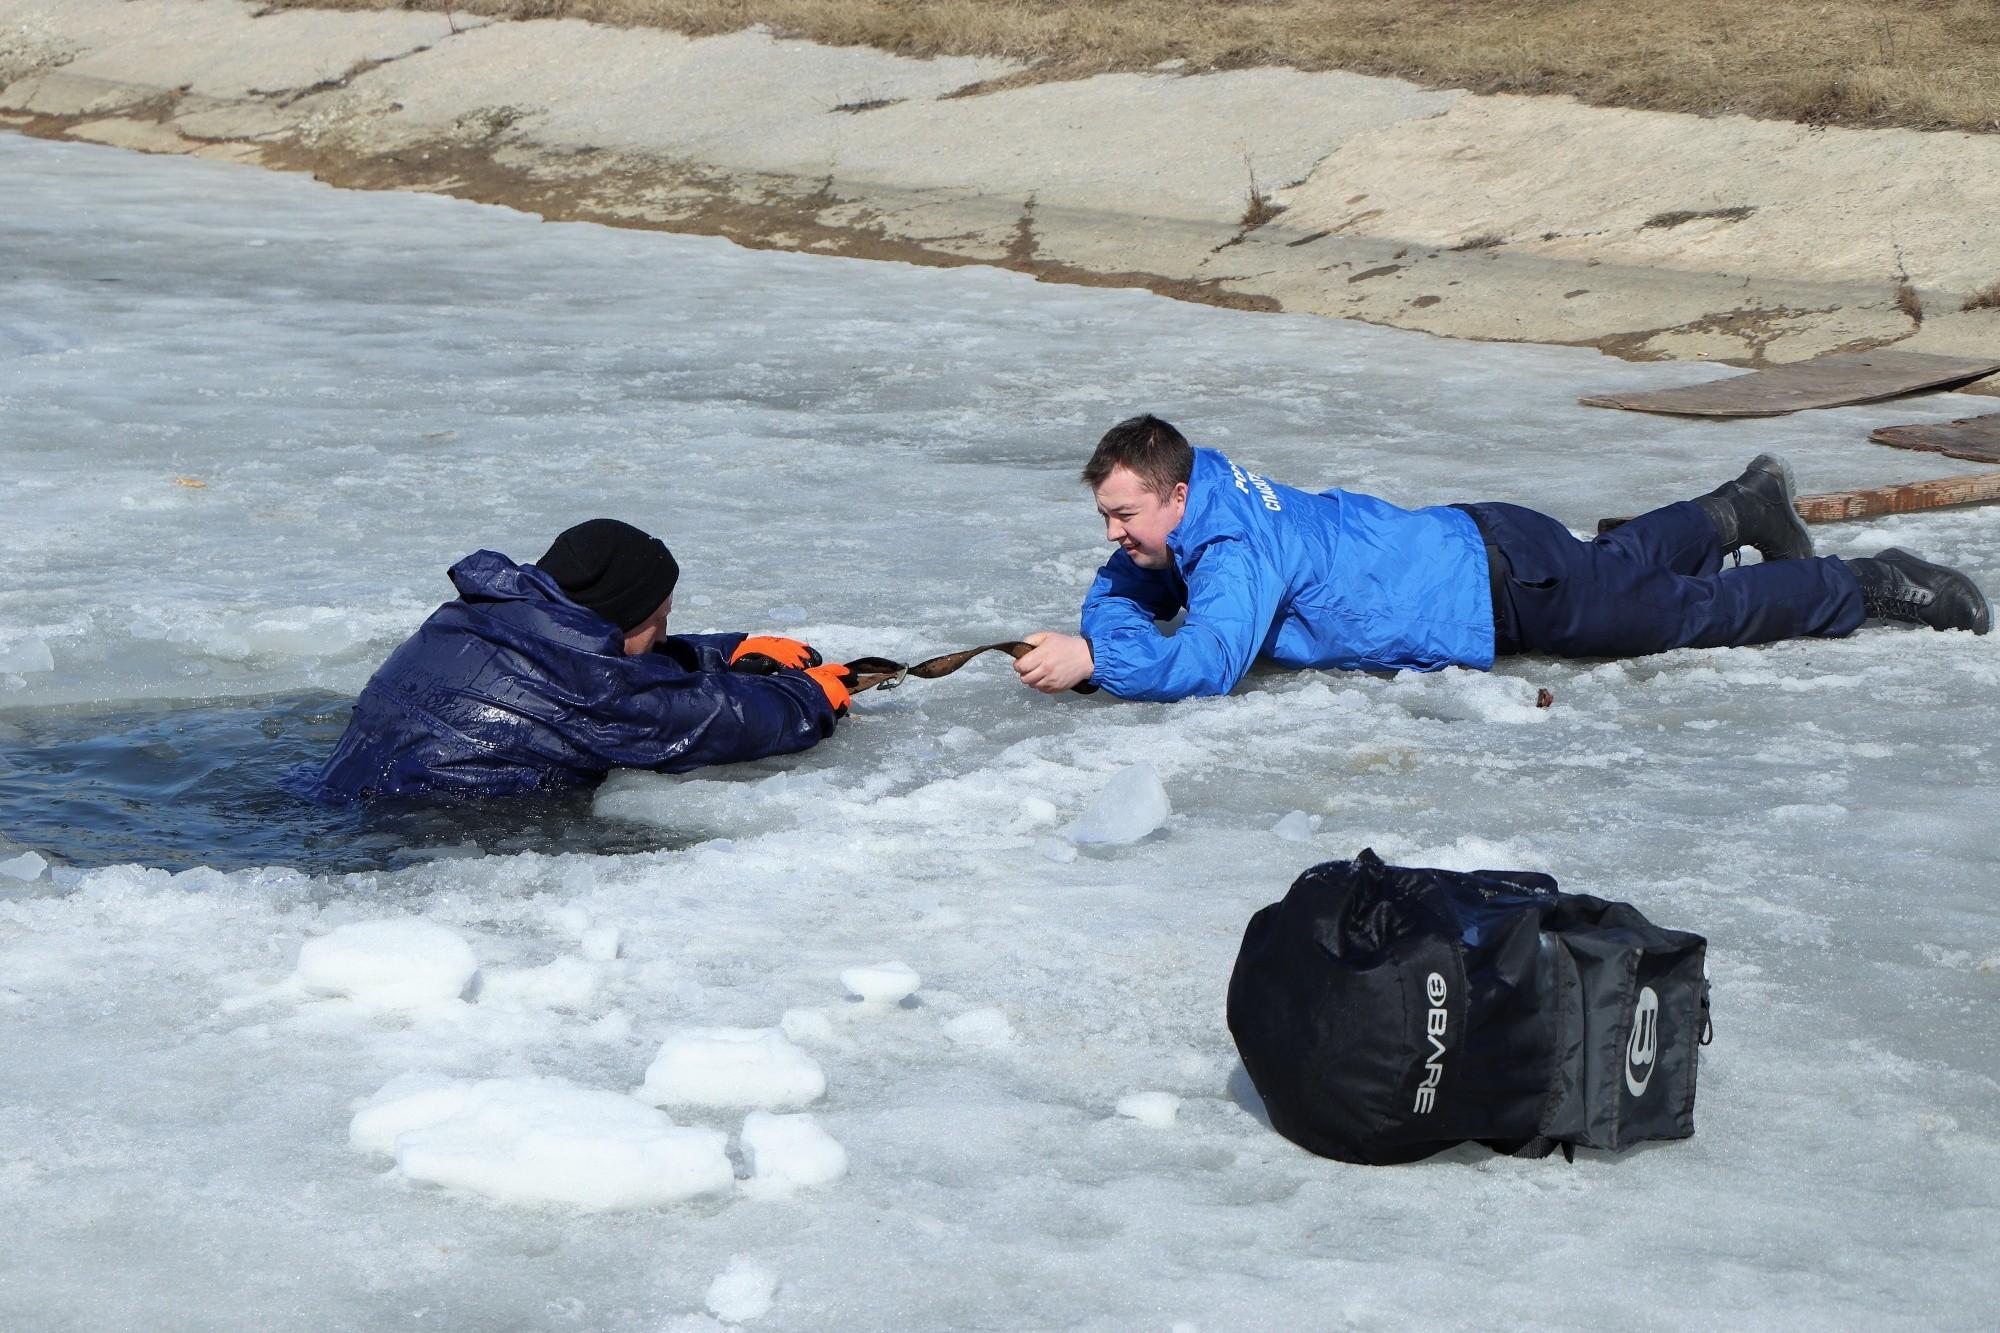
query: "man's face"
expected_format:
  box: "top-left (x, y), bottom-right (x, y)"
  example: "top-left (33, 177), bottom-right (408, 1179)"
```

top-left (622, 593), bottom-right (673, 656)
top-left (1094, 465), bottom-right (1187, 570)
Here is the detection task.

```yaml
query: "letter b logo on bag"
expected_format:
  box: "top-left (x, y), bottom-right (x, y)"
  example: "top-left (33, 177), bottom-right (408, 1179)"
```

top-left (1625, 986), bottom-right (1660, 1096)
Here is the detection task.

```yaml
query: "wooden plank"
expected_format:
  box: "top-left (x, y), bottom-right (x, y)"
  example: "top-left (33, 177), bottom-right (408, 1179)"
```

top-left (1869, 413), bottom-right (2000, 465)
top-left (1595, 472), bottom-right (2000, 534)
top-left (1579, 351), bottom-right (2000, 417)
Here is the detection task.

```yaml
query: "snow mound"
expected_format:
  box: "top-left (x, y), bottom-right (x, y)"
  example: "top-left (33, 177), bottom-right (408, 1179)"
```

top-left (840, 961), bottom-right (920, 1005)
top-left (1065, 762), bottom-right (1171, 845)
top-left (1114, 1091), bottom-right (1182, 1127)
top-left (350, 1075), bottom-right (733, 1210)
top-left (293, 920), bottom-right (478, 1011)
top-left (638, 1027), bottom-right (827, 1109)
top-left (739, 1110), bottom-right (848, 1198)
top-left (706, 1256), bottom-right (777, 1323)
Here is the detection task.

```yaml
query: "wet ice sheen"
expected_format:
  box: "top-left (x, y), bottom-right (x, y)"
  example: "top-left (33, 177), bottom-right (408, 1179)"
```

top-left (1, 135), bottom-right (1998, 1331)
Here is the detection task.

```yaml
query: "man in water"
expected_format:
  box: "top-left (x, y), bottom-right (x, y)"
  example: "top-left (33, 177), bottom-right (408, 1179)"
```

top-left (1014, 414), bottom-right (1990, 700)
top-left (287, 518), bottom-right (853, 803)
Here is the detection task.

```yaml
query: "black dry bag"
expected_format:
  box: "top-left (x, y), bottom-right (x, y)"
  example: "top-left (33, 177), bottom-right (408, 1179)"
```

top-left (1227, 849), bottom-right (1709, 1165)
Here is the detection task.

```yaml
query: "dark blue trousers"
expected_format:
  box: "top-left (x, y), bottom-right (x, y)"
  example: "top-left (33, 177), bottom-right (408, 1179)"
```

top-left (1459, 501), bottom-right (1865, 658)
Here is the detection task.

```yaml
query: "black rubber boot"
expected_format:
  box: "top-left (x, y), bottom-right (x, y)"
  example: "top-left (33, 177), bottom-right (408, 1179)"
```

top-left (1694, 454), bottom-right (1815, 562)
top-left (1847, 548), bottom-right (1993, 634)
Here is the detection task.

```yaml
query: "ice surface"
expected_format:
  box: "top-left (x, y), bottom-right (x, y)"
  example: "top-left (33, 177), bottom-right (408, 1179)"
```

top-left (1, 134), bottom-right (1997, 1330)
top-left (292, 920), bottom-right (478, 1011)
top-left (0, 850), bottom-right (47, 881)
top-left (1064, 761), bottom-right (1173, 844)
top-left (739, 1111), bottom-right (849, 1198)
top-left (706, 1256), bottom-right (778, 1323)
top-left (839, 960), bottom-right (920, 1005)
top-left (351, 1075), bottom-right (734, 1209)
top-left (639, 1028), bottom-right (828, 1109)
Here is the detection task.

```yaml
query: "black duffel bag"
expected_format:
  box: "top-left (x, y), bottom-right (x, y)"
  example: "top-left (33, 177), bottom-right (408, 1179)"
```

top-left (1227, 848), bottom-right (1709, 1165)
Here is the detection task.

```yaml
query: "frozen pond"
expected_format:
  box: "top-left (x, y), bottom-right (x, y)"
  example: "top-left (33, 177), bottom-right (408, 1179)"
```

top-left (2, 132), bottom-right (1997, 1330)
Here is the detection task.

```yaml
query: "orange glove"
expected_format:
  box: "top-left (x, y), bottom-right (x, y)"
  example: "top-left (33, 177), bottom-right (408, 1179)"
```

top-left (805, 663), bottom-right (853, 717)
top-left (730, 636), bottom-right (821, 673)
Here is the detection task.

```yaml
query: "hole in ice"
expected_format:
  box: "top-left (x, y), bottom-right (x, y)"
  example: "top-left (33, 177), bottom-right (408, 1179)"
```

top-left (0, 692), bottom-right (694, 875)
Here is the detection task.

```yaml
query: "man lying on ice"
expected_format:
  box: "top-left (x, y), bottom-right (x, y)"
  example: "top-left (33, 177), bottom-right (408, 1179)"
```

top-left (1013, 414), bottom-right (1991, 700)
top-left (287, 518), bottom-right (852, 803)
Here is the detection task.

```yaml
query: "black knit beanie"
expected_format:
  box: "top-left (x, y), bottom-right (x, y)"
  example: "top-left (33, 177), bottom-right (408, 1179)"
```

top-left (536, 519), bottom-right (680, 632)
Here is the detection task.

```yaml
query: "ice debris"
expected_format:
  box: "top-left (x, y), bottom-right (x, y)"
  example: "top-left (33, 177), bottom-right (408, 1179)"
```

top-left (350, 1075), bottom-right (732, 1209)
top-left (639, 1027), bottom-right (826, 1109)
top-left (293, 920), bottom-right (478, 1011)
top-left (740, 1110), bottom-right (848, 1198)
top-left (1065, 762), bottom-right (1171, 845)
top-left (840, 961), bottom-right (920, 1006)
top-left (706, 1256), bottom-right (778, 1322)
top-left (1115, 1091), bottom-right (1182, 1127)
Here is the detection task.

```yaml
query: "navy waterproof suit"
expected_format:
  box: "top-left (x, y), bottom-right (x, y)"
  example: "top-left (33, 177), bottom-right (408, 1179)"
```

top-left (1082, 448), bottom-right (1865, 701)
top-left (285, 551), bottom-right (838, 804)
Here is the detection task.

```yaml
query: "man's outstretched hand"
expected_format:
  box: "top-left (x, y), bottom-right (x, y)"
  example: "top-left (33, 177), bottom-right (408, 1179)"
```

top-left (1014, 631), bottom-right (1094, 694)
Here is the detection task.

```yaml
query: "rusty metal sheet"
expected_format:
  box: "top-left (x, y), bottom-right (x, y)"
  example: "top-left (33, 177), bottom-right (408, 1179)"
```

top-left (1579, 351), bottom-right (2000, 417)
top-left (1869, 413), bottom-right (2000, 465)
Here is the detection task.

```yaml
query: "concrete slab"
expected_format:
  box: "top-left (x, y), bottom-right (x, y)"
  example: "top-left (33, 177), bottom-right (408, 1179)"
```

top-left (3, 0), bottom-right (1996, 374)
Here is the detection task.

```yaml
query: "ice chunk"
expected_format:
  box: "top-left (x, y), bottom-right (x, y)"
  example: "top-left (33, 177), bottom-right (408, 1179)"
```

top-left (638, 1028), bottom-right (826, 1109)
top-left (840, 961), bottom-right (920, 1006)
top-left (579, 926), bottom-right (621, 962)
top-left (1270, 810), bottom-right (1317, 843)
top-left (740, 1111), bottom-right (848, 1198)
top-left (1039, 837), bottom-right (1078, 864)
top-left (351, 1075), bottom-right (732, 1210)
top-left (1065, 762), bottom-right (1171, 845)
top-left (0, 635), bottom-right (53, 674)
top-left (0, 850), bottom-right (48, 881)
top-left (1114, 1091), bottom-right (1182, 1128)
top-left (943, 1008), bottom-right (1012, 1049)
top-left (293, 920), bottom-right (478, 1011)
top-left (706, 1256), bottom-right (777, 1323)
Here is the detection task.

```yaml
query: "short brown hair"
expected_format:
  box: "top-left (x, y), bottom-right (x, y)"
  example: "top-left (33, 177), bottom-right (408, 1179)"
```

top-left (1081, 414), bottom-right (1193, 498)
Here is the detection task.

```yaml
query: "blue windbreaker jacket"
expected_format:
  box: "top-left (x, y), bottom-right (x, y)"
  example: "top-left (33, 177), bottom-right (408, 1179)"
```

top-left (284, 551), bottom-right (838, 804)
top-left (1082, 448), bottom-right (1494, 700)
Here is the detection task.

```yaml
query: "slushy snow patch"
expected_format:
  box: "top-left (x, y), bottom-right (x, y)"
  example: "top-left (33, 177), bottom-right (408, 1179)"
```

top-left (0, 850), bottom-right (48, 881)
top-left (293, 920), bottom-right (477, 1011)
top-left (740, 1110), bottom-right (848, 1198)
top-left (579, 925), bottom-right (621, 961)
top-left (706, 1256), bottom-right (777, 1323)
top-left (350, 1075), bottom-right (732, 1209)
top-left (780, 1008), bottom-right (836, 1044)
top-left (943, 1008), bottom-right (1013, 1049)
top-left (840, 961), bottom-right (920, 1005)
top-left (1065, 762), bottom-right (1170, 845)
top-left (639, 1028), bottom-right (826, 1109)
top-left (1115, 1091), bottom-right (1182, 1127)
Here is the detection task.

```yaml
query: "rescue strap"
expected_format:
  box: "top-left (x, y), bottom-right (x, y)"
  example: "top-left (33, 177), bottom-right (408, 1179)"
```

top-left (842, 642), bottom-right (1098, 695)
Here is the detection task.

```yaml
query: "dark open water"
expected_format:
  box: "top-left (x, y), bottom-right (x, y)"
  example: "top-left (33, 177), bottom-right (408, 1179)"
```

top-left (0, 692), bottom-right (680, 875)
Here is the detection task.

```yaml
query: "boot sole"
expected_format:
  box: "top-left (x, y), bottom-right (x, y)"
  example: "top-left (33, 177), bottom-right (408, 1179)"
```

top-left (1747, 453), bottom-right (1815, 561)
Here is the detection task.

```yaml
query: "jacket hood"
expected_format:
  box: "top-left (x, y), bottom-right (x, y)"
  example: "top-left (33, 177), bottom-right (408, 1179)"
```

top-left (448, 549), bottom-right (565, 603)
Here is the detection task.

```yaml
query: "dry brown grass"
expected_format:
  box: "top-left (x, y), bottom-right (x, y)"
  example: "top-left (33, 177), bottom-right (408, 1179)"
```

top-left (268, 1), bottom-right (2000, 133)
top-left (1963, 281), bottom-right (2000, 312)
top-left (1895, 281), bottom-right (1924, 322)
